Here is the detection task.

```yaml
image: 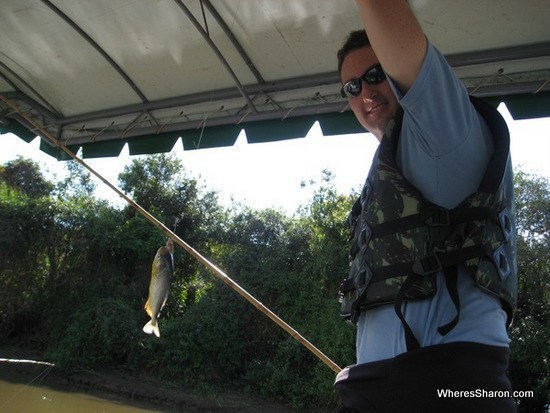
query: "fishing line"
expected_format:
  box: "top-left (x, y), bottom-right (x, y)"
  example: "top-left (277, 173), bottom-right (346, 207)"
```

top-left (0, 95), bottom-right (342, 374)
top-left (0, 359), bottom-right (54, 410)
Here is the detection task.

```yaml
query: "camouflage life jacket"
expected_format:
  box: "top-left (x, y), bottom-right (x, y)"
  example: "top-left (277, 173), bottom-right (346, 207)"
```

top-left (339, 97), bottom-right (517, 349)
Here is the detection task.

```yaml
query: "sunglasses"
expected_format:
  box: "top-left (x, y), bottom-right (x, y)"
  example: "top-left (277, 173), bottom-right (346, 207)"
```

top-left (340, 64), bottom-right (386, 98)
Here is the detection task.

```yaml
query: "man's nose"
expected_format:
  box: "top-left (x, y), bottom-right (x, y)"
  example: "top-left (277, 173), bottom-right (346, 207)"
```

top-left (360, 82), bottom-right (378, 102)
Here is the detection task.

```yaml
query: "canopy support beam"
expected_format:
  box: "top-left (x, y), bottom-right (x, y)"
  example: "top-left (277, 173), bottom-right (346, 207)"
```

top-left (40, 0), bottom-right (150, 104)
top-left (173, 0), bottom-right (259, 115)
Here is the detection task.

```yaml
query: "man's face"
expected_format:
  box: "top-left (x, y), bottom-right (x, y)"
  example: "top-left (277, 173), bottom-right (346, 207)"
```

top-left (340, 46), bottom-right (399, 141)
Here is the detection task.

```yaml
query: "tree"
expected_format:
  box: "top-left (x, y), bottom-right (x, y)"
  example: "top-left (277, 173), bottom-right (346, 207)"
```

top-left (0, 156), bottom-right (53, 198)
top-left (118, 153), bottom-right (223, 241)
top-left (4, 155), bottom-right (547, 412)
top-left (54, 159), bottom-right (96, 199)
top-left (0, 181), bottom-right (52, 340)
top-left (182, 173), bottom-right (357, 408)
top-left (509, 171), bottom-right (550, 412)
top-left (117, 153), bottom-right (226, 316)
top-left (300, 169), bottom-right (357, 294)
top-left (0, 157), bottom-right (58, 342)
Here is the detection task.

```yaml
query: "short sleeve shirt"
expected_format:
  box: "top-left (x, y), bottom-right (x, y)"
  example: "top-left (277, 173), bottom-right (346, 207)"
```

top-left (356, 43), bottom-right (510, 364)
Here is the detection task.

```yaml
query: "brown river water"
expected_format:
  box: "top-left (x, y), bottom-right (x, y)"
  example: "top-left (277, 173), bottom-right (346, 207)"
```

top-left (0, 378), bottom-right (168, 412)
top-left (0, 358), bottom-right (304, 413)
top-left (0, 359), bottom-right (171, 413)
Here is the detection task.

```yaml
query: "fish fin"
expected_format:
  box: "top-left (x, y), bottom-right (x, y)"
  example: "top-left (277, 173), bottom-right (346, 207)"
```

top-left (144, 299), bottom-right (153, 317)
top-left (166, 238), bottom-right (174, 254)
top-left (143, 319), bottom-right (160, 338)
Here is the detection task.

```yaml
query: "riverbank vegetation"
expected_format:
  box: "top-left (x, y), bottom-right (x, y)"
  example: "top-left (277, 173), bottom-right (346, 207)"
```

top-left (0, 155), bottom-right (548, 411)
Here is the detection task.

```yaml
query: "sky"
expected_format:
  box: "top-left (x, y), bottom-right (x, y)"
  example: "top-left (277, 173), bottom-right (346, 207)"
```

top-left (1, 103), bottom-right (549, 214)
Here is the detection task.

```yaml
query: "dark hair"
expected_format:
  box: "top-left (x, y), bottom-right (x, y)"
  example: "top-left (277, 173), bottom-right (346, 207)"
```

top-left (337, 30), bottom-right (371, 76)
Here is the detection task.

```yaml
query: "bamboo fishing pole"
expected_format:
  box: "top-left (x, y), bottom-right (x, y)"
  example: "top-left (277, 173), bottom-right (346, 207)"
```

top-left (0, 95), bottom-right (342, 374)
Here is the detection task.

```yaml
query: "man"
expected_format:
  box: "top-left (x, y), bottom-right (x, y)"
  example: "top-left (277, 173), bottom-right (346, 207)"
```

top-left (334, 1), bottom-right (517, 412)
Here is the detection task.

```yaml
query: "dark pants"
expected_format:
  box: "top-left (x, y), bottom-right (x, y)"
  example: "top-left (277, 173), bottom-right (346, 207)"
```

top-left (334, 342), bottom-right (516, 413)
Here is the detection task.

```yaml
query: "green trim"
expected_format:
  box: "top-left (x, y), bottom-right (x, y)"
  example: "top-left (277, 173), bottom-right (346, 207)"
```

top-left (180, 123), bottom-right (242, 150)
top-left (243, 116), bottom-right (316, 144)
top-left (501, 92), bottom-right (550, 120)
top-left (318, 111), bottom-right (364, 136)
top-left (81, 140), bottom-right (126, 158)
top-left (0, 119), bottom-right (36, 142)
top-left (3, 95), bottom-right (550, 160)
top-left (39, 139), bottom-right (78, 161)
top-left (128, 132), bottom-right (180, 155)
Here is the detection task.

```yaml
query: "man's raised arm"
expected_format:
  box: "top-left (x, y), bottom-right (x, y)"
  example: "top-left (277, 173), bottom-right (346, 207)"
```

top-left (354, 0), bottom-right (427, 93)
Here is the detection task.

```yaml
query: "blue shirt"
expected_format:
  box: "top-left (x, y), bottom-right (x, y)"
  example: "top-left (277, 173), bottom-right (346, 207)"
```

top-left (356, 43), bottom-right (510, 364)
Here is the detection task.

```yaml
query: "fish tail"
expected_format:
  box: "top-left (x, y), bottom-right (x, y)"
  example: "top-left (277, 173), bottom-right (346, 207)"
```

top-left (143, 319), bottom-right (160, 338)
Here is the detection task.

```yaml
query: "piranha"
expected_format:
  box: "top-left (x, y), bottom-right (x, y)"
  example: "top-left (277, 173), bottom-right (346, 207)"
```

top-left (143, 238), bottom-right (174, 337)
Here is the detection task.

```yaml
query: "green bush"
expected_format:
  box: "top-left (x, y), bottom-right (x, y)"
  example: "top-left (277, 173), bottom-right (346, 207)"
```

top-left (46, 296), bottom-right (142, 368)
top-left (3, 156), bottom-right (547, 411)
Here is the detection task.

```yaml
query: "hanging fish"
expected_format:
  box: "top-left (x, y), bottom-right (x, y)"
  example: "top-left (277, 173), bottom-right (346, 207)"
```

top-left (143, 238), bottom-right (174, 337)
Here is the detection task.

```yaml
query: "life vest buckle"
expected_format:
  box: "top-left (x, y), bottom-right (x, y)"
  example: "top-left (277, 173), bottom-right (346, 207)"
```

top-left (412, 254), bottom-right (443, 275)
top-left (422, 206), bottom-right (450, 226)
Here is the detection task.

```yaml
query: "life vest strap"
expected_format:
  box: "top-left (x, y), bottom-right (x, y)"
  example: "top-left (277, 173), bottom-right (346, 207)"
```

top-left (371, 245), bottom-right (493, 282)
top-left (437, 265), bottom-right (460, 336)
top-left (394, 264), bottom-right (461, 352)
top-left (369, 205), bottom-right (498, 240)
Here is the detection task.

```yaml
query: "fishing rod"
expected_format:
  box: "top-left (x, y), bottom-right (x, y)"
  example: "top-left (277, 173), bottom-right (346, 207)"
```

top-left (0, 95), bottom-right (342, 375)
